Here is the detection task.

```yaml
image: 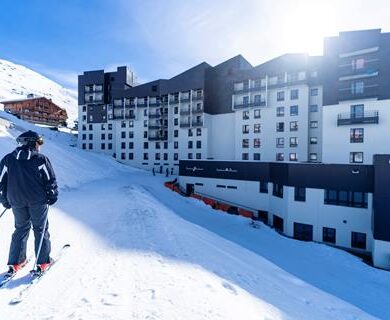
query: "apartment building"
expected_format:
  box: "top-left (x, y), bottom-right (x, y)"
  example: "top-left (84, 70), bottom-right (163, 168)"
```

top-left (78, 29), bottom-right (390, 269)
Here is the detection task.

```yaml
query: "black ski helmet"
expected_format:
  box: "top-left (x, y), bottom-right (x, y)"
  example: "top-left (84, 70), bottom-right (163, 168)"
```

top-left (16, 130), bottom-right (44, 147)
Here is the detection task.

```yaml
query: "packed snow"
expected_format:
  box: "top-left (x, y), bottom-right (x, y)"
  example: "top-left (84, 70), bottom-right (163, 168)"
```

top-left (0, 112), bottom-right (389, 319)
top-left (0, 59), bottom-right (77, 125)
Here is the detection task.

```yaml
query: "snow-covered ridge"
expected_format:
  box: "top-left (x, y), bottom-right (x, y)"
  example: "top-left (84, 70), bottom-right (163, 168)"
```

top-left (0, 59), bottom-right (77, 125)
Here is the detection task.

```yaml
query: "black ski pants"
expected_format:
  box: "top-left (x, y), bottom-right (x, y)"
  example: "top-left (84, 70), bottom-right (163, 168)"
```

top-left (8, 204), bottom-right (51, 265)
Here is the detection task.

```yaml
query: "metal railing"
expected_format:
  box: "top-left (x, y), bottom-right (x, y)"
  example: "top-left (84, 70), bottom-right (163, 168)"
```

top-left (337, 110), bottom-right (379, 126)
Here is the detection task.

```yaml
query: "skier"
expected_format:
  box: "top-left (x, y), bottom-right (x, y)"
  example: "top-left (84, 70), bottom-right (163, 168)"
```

top-left (0, 130), bottom-right (58, 275)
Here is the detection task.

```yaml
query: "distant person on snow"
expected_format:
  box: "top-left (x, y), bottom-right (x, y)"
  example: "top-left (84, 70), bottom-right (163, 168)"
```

top-left (0, 130), bottom-right (58, 274)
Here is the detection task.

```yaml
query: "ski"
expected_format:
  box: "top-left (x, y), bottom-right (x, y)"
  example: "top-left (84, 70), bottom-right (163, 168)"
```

top-left (9, 244), bottom-right (70, 305)
top-left (0, 255), bottom-right (33, 289)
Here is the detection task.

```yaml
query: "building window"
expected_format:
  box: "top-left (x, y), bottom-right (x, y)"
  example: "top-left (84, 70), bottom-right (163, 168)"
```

top-left (101, 143), bottom-right (105, 150)
top-left (351, 81), bottom-right (364, 95)
top-left (82, 106), bottom-right (86, 112)
top-left (143, 153), bottom-right (148, 160)
top-left (128, 153), bottom-right (134, 160)
top-left (174, 106), bottom-right (178, 114)
top-left (164, 142), bottom-right (168, 149)
top-left (164, 153), bottom-right (168, 160)
top-left (310, 121), bottom-right (318, 128)
top-left (196, 153), bottom-right (201, 159)
top-left (294, 187), bottom-right (306, 202)
top-left (276, 153), bottom-right (284, 161)
top-left (350, 152), bottom-right (363, 163)
top-left (143, 109), bottom-right (148, 117)
top-left (350, 128), bottom-right (364, 143)
top-left (144, 120), bottom-right (148, 127)
top-left (293, 223), bottom-right (313, 241)
top-left (144, 142), bottom-right (149, 149)
top-left (188, 129), bottom-right (193, 137)
top-left (174, 141), bottom-right (178, 149)
top-left (324, 190), bottom-right (368, 208)
top-left (82, 143), bottom-right (86, 149)
top-left (121, 153), bottom-right (126, 160)
top-left (89, 134), bottom-right (93, 140)
top-left (243, 111), bottom-right (249, 120)
top-left (108, 123), bottom-right (113, 130)
top-left (254, 109), bottom-right (261, 119)
top-left (188, 153), bottom-right (193, 159)
top-left (174, 118), bottom-right (178, 126)
top-left (352, 58), bottom-right (365, 70)
top-left (155, 153), bottom-right (160, 160)
top-left (242, 125), bottom-right (250, 134)
top-left (276, 122), bottom-right (284, 132)
top-left (253, 153), bottom-right (261, 160)
top-left (89, 143), bottom-right (93, 149)
top-left (273, 215), bottom-right (284, 232)
top-left (254, 138), bottom-right (261, 148)
top-left (290, 121), bottom-right (298, 131)
top-left (277, 91), bottom-right (285, 101)
top-left (276, 107), bottom-right (284, 117)
top-left (121, 132), bottom-right (126, 139)
top-left (290, 105), bottom-right (298, 116)
top-left (196, 128), bottom-right (202, 136)
top-left (310, 137), bottom-right (317, 144)
top-left (196, 141), bottom-right (202, 148)
top-left (242, 153), bottom-right (249, 160)
top-left (351, 232), bottom-right (366, 250)
top-left (101, 134), bottom-right (105, 140)
top-left (323, 227), bottom-right (336, 244)
top-left (272, 183), bottom-right (283, 198)
top-left (174, 153), bottom-right (178, 161)
top-left (350, 104), bottom-right (364, 118)
top-left (259, 181), bottom-right (268, 193)
top-left (108, 143), bottom-right (112, 150)
top-left (174, 130), bottom-right (178, 138)
top-left (82, 134), bottom-right (86, 140)
top-left (188, 141), bottom-right (193, 149)
top-left (82, 115), bottom-right (86, 121)
top-left (121, 142), bottom-right (126, 149)
top-left (129, 142), bottom-right (134, 149)
top-left (310, 153), bottom-right (318, 161)
top-left (310, 88), bottom-right (318, 96)
top-left (121, 121), bottom-right (126, 128)
top-left (88, 124), bottom-right (93, 130)
top-left (254, 123), bottom-right (261, 133)
top-left (242, 139), bottom-right (249, 148)
top-left (276, 137), bottom-right (284, 148)
top-left (289, 153), bottom-right (298, 161)
top-left (310, 104), bottom-right (318, 112)
top-left (290, 89), bottom-right (299, 100)
top-left (289, 137), bottom-right (298, 147)
top-left (129, 131), bottom-right (134, 139)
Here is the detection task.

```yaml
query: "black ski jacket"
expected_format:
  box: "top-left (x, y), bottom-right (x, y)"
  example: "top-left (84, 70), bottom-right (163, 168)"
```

top-left (0, 146), bottom-right (58, 207)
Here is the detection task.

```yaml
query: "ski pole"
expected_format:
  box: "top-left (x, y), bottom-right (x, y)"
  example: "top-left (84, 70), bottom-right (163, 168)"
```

top-left (0, 208), bottom-right (7, 219)
top-left (33, 207), bottom-right (49, 271)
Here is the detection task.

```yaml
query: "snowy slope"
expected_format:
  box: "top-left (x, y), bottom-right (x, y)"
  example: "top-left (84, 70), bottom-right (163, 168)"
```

top-left (0, 59), bottom-right (77, 125)
top-left (0, 114), bottom-right (389, 319)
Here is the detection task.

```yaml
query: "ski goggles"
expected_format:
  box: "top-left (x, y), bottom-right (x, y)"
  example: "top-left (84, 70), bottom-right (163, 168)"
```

top-left (16, 136), bottom-right (44, 146)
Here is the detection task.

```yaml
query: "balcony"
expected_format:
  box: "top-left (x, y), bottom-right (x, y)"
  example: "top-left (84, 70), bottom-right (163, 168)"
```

top-left (180, 97), bottom-right (190, 103)
top-left (112, 114), bottom-right (136, 120)
top-left (148, 124), bottom-right (162, 129)
top-left (192, 106), bottom-right (203, 114)
top-left (337, 110), bottom-right (379, 126)
top-left (233, 102), bottom-right (252, 110)
top-left (233, 86), bottom-right (251, 94)
top-left (137, 100), bottom-right (146, 107)
top-left (192, 95), bottom-right (203, 101)
top-left (192, 120), bottom-right (203, 127)
top-left (253, 100), bottom-right (266, 107)
top-left (180, 109), bottom-right (191, 115)
top-left (180, 122), bottom-right (191, 128)
top-left (148, 113), bottom-right (162, 119)
top-left (149, 101), bottom-right (161, 107)
top-left (169, 98), bottom-right (179, 104)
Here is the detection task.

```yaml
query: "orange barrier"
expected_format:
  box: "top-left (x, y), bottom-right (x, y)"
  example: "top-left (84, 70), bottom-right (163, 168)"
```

top-left (239, 208), bottom-right (253, 219)
top-left (163, 183), bottom-right (254, 220)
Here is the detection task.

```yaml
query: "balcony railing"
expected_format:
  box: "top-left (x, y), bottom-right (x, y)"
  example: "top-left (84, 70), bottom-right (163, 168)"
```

top-left (192, 95), bottom-right (203, 101)
top-left (149, 102), bottom-right (161, 107)
top-left (148, 124), bottom-right (162, 129)
top-left (192, 107), bottom-right (203, 113)
top-left (112, 114), bottom-right (136, 120)
top-left (149, 135), bottom-right (167, 141)
top-left (192, 120), bottom-right (203, 127)
top-left (169, 98), bottom-right (179, 104)
top-left (180, 122), bottom-right (191, 128)
top-left (180, 109), bottom-right (191, 115)
top-left (233, 86), bottom-right (251, 94)
top-left (148, 113), bottom-right (162, 119)
top-left (180, 97), bottom-right (190, 102)
top-left (337, 110), bottom-right (379, 126)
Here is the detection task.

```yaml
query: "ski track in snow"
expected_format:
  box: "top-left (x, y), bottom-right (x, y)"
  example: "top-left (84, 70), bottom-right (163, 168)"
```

top-left (0, 115), bottom-right (389, 319)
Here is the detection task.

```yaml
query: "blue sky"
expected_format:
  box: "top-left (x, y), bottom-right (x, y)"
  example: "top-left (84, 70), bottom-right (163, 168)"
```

top-left (1, 0), bottom-right (390, 90)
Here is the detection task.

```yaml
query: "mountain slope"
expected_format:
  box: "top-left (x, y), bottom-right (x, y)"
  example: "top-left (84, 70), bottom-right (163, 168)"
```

top-left (0, 59), bottom-right (77, 125)
top-left (0, 113), bottom-right (389, 319)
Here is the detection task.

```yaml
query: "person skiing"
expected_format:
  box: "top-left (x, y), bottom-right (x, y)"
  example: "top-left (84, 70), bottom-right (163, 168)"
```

top-left (0, 130), bottom-right (58, 275)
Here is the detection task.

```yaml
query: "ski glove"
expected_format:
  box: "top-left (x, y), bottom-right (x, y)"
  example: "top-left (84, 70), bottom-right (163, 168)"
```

top-left (2, 200), bottom-right (11, 209)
